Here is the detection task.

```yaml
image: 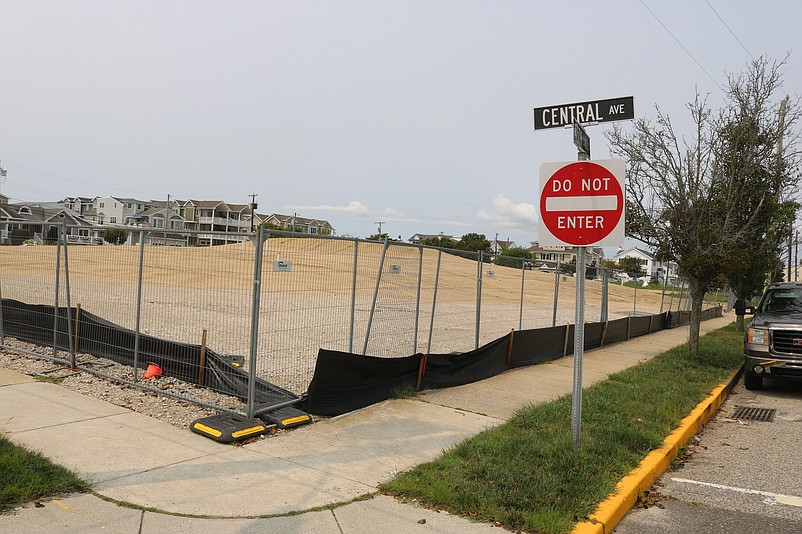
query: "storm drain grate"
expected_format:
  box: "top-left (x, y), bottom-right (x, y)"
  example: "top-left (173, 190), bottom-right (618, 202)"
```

top-left (732, 406), bottom-right (776, 422)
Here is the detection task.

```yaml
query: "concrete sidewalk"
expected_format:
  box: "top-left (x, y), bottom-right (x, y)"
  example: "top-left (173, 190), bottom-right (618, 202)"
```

top-left (0, 316), bottom-right (734, 533)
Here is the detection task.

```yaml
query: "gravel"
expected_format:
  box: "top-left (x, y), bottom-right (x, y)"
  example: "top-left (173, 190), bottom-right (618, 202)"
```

top-left (0, 337), bottom-right (253, 431)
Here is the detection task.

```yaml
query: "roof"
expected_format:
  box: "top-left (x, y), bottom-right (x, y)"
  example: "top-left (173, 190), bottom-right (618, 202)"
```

top-left (0, 202), bottom-right (93, 226)
top-left (613, 247), bottom-right (656, 261)
top-left (267, 213), bottom-right (332, 226)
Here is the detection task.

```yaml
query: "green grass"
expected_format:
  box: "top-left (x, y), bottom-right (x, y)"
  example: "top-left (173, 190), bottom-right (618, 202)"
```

top-left (0, 434), bottom-right (92, 514)
top-left (381, 324), bottom-right (742, 534)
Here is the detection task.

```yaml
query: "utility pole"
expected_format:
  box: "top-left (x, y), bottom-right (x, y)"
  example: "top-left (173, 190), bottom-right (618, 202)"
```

top-left (249, 193), bottom-right (258, 233)
top-left (777, 97), bottom-right (790, 280)
top-left (0, 161), bottom-right (6, 245)
top-left (375, 221), bottom-right (385, 236)
top-left (0, 160), bottom-right (6, 200)
top-left (794, 228), bottom-right (799, 281)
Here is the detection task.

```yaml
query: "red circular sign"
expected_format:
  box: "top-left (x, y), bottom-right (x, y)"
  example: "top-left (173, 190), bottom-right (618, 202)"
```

top-left (540, 161), bottom-right (623, 246)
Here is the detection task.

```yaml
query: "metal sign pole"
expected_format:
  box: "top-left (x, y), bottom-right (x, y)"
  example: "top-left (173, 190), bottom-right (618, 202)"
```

top-left (572, 246), bottom-right (586, 445)
top-left (572, 126), bottom-right (590, 446)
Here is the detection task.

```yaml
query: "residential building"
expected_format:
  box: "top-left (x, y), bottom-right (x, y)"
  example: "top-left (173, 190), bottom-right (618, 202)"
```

top-left (57, 197), bottom-right (96, 216)
top-left (490, 238), bottom-right (517, 256)
top-left (263, 213), bottom-right (333, 236)
top-left (174, 200), bottom-right (255, 246)
top-left (0, 202), bottom-right (97, 244)
top-left (408, 233), bottom-right (457, 244)
top-left (612, 247), bottom-right (678, 283)
top-left (83, 196), bottom-right (152, 226)
top-left (528, 242), bottom-right (604, 269)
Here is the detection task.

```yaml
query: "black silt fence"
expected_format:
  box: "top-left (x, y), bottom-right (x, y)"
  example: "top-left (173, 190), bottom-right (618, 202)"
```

top-left (1, 299), bottom-right (298, 407)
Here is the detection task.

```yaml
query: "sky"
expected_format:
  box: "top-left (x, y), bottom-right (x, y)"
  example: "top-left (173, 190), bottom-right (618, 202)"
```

top-left (1, 1), bottom-right (800, 250)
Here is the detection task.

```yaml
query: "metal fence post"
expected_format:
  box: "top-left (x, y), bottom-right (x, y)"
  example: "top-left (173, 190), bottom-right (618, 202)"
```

top-left (518, 260), bottom-right (526, 331)
top-left (61, 223), bottom-right (76, 369)
top-left (246, 225), bottom-right (266, 418)
top-left (475, 251), bottom-right (483, 350)
top-left (348, 239), bottom-right (358, 353)
top-left (552, 260), bottom-right (561, 327)
top-left (132, 229), bottom-right (146, 382)
top-left (667, 279), bottom-right (676, 313)
top-left (53, 225), bottom-right (63, 357)
top-left (600, 268), bottom-right (609, 323)
top-left (633, 283), bottom-right (638, 317)
top-left (413, 245), bottom-right (423, 354)
top-left (0, 270), bottom-right (4, 345)
top-left (659, 271), bottom-right (669, 314)
top-left (363, 238), bottom-right (389, 356)
top-left (426, 249), bottom-right (442, 355)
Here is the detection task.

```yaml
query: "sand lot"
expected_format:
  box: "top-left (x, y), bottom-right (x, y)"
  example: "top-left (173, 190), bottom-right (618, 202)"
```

top-left (1, 238), bottom-right (675, 392)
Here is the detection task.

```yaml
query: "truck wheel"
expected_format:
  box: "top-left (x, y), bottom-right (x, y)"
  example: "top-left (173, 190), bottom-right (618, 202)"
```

top-left (744, 371), bottom-right (763, 390)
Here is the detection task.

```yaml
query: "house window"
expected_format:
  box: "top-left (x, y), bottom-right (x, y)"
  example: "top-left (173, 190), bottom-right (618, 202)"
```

top-left (311, 226), bottom-right (318, 234)
top-left (154, 218), bottom-right (164, 229)
top-left (110, 216), bottom-right (117, 223)
top-left (78, 228), bottom-right (89, 237)
top-left (99, 202), bottom-right (104, 208)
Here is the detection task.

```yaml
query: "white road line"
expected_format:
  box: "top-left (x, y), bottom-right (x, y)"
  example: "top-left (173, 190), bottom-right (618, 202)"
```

top-left (671, 477), bottom-right (802, 508)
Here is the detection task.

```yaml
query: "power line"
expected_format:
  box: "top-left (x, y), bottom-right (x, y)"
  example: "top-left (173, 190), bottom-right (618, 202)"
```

top-left (705, 0), bottom-right (755, 61)
top-left (638, 0), bottom-right (723, 92)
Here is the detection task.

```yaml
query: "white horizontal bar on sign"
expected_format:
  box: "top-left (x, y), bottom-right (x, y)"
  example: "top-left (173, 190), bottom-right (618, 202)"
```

top-left (545, 195), bottom-right (618, 211)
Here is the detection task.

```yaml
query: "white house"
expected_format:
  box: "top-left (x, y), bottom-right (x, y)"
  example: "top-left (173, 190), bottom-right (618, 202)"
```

top-left (612, 247), bottom-right (678, 283)
top-left (528, 242), bottom-right (604, 268)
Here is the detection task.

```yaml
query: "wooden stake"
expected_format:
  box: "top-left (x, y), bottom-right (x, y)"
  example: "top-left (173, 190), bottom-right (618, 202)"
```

top-left (600, 320), bottom-right (609, 347)
top-left (416, 353), bottom-right (428, 391)
top-left (198, 329), bottom-right (207, 386)
top-left (563, 323), bottom-right (571, 358)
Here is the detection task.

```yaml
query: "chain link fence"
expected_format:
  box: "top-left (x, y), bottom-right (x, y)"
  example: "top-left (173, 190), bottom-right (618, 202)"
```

top-left (0, 223), bottom-right (710, 415)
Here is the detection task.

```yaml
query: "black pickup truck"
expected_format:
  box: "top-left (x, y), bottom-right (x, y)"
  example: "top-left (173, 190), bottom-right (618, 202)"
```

top-left (743, 282), bottom-right (802, 390)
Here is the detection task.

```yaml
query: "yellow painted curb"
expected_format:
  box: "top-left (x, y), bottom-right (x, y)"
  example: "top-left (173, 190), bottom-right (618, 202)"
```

top-left (571, 367), bottom-right (742, 534)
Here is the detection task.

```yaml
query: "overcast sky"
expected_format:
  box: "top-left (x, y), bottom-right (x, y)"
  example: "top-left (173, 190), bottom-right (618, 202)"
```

top-left (1, 1), bottom-right (799, 247)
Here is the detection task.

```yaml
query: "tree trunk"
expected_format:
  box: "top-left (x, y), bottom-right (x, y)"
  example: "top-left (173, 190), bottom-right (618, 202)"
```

top-left (687, 277), bottom-right (706, 354)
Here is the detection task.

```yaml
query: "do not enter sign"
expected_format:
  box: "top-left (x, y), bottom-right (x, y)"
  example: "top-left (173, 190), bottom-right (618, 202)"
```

top-left (539, 160), bottom-right (625, 247)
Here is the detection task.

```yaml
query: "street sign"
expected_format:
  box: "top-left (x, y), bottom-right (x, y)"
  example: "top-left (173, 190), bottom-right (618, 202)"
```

top-left (573, 121), bottom-right (590, 159)
top-left (539, 160), bottom-right (625, 247)
top-left (533, 96), bottom-right (634, 130)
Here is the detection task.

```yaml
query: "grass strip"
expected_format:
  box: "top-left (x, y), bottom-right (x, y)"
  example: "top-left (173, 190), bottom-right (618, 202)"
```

top-left (0, 434), bottom-right (92, 514)
top-left (381, 323), bottom-right (742, 534)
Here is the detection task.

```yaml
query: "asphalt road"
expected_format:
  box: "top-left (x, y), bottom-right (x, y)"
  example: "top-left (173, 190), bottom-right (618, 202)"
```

top-left (614, 374), bottom-right (802, 533)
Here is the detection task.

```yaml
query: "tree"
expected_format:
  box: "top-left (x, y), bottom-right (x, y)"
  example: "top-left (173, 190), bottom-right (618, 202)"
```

top-left (493, 246), bottom-right (532, 268)
top-left (617, 257), bottom-right (646, 278)
top-left (454, 233), bottom-right (492, 255)
top-left (103, 228), bottom-right (129, 245)
top-left (713, 59), bottom-right (801, 311)
top-left (606, 57), bottom-right (800, 353)
top-left (419, 236), bottom-right (457, 248)
top-left (559, 257), bottom-right (576, 275)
